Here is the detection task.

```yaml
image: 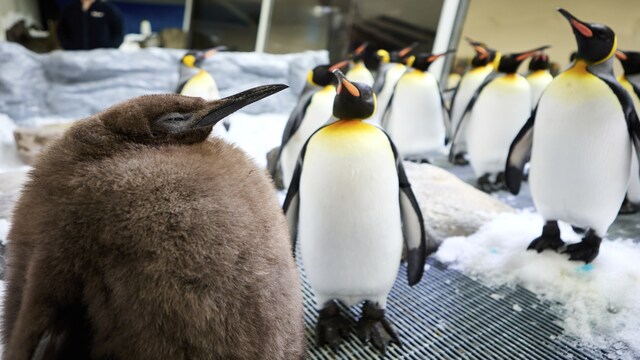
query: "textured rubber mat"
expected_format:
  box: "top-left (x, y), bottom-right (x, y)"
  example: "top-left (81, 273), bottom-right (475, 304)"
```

top-left (301, 258), bottom-right (611, 359)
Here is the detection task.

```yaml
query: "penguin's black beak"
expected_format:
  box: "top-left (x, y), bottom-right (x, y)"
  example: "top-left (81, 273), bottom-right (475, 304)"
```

top-left (559, 8), bottom-right (593, 38)
top-left (194, 84), bottom-right (288, 128)
top-left (332, 69), bottom-right (360, 97)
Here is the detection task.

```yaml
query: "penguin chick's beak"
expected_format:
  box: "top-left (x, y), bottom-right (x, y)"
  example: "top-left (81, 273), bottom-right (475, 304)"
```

top-left (515, 46), bottom-right (551, 61)
top-left (616, 50), bottom-right (628, 60)
top-left (332, 69), bottom-right (360, 97)
top-left (194, 84), bottom-right (288, 128)
top-left (558, 8), bottom-right (593, 38)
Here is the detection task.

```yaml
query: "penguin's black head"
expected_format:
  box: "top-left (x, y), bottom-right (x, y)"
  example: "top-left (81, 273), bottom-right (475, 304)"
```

top-left (406, 51), bottom-right (452, 71)
top-left (497, 46), bottom-right (550, 73)
top-left (616, 50), bottom-right (640, 76)
top-left (528, 53), bottom-right (551, 71)
top-left (181, 46), bottom-right (226, 68)
top-left (384, 43), bottom-right (417, 63)
top-left (102, 84), bottom-right (288, 145)
top-left (331, 70), bottom-right (376, 120)
top-left (559, 9), bottom-right (616, 64)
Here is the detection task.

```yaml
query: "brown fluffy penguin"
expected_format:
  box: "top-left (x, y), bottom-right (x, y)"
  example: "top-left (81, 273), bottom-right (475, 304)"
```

top-left (2, 85), bottom-right (306, 360)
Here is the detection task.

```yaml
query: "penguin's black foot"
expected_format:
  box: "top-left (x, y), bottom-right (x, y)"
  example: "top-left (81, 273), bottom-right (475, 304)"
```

top-left (477, 174), bottom-right (495, 193)
top-left (405, 156), bottom-right (430, 164)
top-left (356, 301), bottom-right (401, 354)
top-left (528, 221), bottom-right (564, 253)
top-left (492, 172), bottom-right (508, 191)
top-left (563, 230), bottom-right (602, 263)
top-left (618, 197), bottom-right (638, 215)
top-left (316, 301), bottom-right (350, 351)
top-left (452, 153), bottom-right (469, 166)
top-left (571, 225), bottom-right (586, 234)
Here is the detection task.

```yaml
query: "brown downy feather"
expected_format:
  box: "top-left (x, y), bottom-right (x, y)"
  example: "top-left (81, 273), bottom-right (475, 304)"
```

top-left (3, 89), bottom-right (305, 359)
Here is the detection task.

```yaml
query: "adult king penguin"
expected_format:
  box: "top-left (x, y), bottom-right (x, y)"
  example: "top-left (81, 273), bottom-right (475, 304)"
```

top-left (526, 52), bottom-right (554, 109)
top-left (448, 38), bottom-right (499, 165)
top-left (368, 44), bottom-right (416, 126)
top-left (506, 9), bottom-right (640, 263)
top-left (177, 47), bottom-right (228, 137)
top-left (345, 42), bottom-right (375, 87)
top-left (615, 49), bottom-right (640, 214)
top-left (382, 51), bottom-right (452, 162)
top-left (273, 61), bottom-right (348, 188)
top-left (3, 85), bottom-right (306, 359)
top-left (451, 45), bottom-right (549, 192)
top-left (283, 70), bottom-right (431, 353)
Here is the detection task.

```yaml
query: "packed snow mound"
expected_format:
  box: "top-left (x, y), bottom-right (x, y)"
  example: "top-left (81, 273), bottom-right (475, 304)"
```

top-left (436, 211), bottom-right (640, 355)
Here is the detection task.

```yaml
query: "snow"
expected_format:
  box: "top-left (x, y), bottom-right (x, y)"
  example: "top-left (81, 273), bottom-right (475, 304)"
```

top-left (225, 112), bottom-right (287, 168)
top-left (436, 211), bottom-right (640, 355)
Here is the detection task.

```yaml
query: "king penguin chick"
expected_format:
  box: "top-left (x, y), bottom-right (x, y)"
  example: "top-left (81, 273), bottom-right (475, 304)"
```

top-left (506, 9), bottom-right (640, 263)
top-left (526, 51), bottom-right (554, 109)
top-left (448, 38), bottom-right (500, 165)
top-left (451, 45), bottom-right (549, 192)
top-left (177, 47), bottom-right (228, 137)
top-left (3, 85), bottom-right (306, 359)
top-left (345, 42), bottom-right (375, 87)
top-left (382, 51), bottom-right (452, 163)
top-left (615, 49), bottom-right (640, 214)
top-left (272, 61), bottom-right (348, 189)
top-left (284, 70), bottom-right (432, 354)
top-left (367, 44), bottom-right (416, 126)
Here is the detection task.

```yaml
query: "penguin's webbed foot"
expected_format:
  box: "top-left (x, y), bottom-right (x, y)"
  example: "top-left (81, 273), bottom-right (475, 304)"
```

top-left (528, 221), bottom-right (564, 253)
top-left (618, 197), bottom-right (638, 215)
top-left (405, 156), bottom-right (431, 164)
top-left (452, 153), bottom-right (469, 166)
top-left (316, 301), bottom-right (350, 352)
top-left (356, 301), bottom-right (401, 354)
top-left (477, 174), bottom-right (495, 193)
top-left (563, 230), bottom-right (601, 263)
top-left (492, 172), bottom-right (508, 191)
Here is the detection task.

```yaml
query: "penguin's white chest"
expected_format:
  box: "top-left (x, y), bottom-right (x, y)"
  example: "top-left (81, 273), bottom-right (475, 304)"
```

top-left (620, 78), bottom-right (640, 203)
top-left (368, 64), bottom-right (406, 126)
top-left (298, 121), bottom-right (403, 307)
top-left (346, 62), bottom-right (374, 86)
top-left (527, 70), bottom-right (553, 109)
top-left (451, 66), bottom-right (493, 131)
top-left (280, 87), bottom-right (335, 187)
top-left (180, 71), bottom-right (225, 137)
top-left (467, 75), bottom-right (531, 176)
top-left (384, 71), bottom-right (445, 156)
top-left (530, 70), bottom-right (631, 235)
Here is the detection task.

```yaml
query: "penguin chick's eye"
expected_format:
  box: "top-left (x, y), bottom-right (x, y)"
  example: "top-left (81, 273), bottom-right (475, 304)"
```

top-left (157, 113), bottom-right (186, 123)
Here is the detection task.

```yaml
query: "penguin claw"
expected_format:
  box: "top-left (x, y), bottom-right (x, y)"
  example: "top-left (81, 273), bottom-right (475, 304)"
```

top-left (563, 242), bottom-right (600, 263)
top-left (356, 302), bottom-right (401, 354)
top-left (452, 153), bottom-right (469, 166)
top-left (527, 236), bottom-right (564, 253)
top-left (315, 305), bottom-right (350, 351)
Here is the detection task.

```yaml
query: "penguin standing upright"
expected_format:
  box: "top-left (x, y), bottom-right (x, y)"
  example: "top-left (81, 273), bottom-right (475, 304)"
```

top-left (284, 70), bottom-right (431, 353)
top-left (3, 85), bottom-right (306, 359)
top-left (506, 9), bottom-right (640, 263)
top-left (382, 52), bottom-right (451, 162)
top-left (526, 52), bottom-right (554, 109)
top-left (448, 38), bottom-right (499, 165)
top-left (345, 42), bottom-right (375, 86)
top-left (615, 49), bottom-right (640, 214)
top-left (273, 61), bottom-right (347, 188)
top-left (177, 47), bottom-right (227, 137)
top-left (367, 44), bottom-right (415, 126)
top-left (451, 45), bottom-right (548, 191)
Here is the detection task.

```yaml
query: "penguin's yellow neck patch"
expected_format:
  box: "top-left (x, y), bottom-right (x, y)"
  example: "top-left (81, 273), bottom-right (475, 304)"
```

top-left (319, 120), bottom-right (378, 136)
top-left (309, 120), bottom-right (388, 155)
top-left (566, 60), bottom-right (590, 77)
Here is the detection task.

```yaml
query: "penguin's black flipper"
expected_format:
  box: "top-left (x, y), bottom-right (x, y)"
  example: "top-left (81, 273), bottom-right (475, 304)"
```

top-left (505, 107), bottom-right (537, 195)
top-left (449, 72), bottom-right (499, 161)
top-left (282, 156), bottom-right (303, 256)
top-left (372, 66), bottom-right (388, 94)
top-left (438, 87), bottom-right (452, 144)
top-left (383, 133), bottom-right (431, 286)
top-left (588, 65), bottom-right (640, 175)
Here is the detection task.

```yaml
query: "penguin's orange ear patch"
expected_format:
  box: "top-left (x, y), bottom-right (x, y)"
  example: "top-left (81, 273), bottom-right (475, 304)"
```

top-left (342, 80), bottom-right (360, 97)
top-left (571, 19), bottom-right (593, 37)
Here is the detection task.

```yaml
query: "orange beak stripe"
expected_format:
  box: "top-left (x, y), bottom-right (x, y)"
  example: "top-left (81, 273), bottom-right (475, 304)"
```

top-left (355, 43), bottom-right (367, 55)
top-left (571, 19), bottom-right (593, 37)
top-left (329, 60), bottom-right (350, 72)
top-left (616, 50), bottom-right (628, 60)
top-left (341, 79), bottom-right (360, 97)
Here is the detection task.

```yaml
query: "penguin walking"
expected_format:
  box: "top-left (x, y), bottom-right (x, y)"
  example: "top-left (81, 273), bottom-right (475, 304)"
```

top-left (506, 9), bottom-right (640, 263)
top-left (273, 61), bottom-right (347, 189)
top-left (3, 85), bottom-right (306, 359)
top-left (448, 38), bottom-right (499, 165)
top-left (345, 42), bottom-right (375, 87)
top-left (382, 52), bottom-right (452, 162)
top-left (177, 47), bottom-right (228, 137)
top-left (284, 70), bottom-right (431, 353)
top-left (526, 52), bottom-right (554, 109)
top-left (367, 44), bottom-right (415, 126)
top-left (615, 49), bottom-right (640, 214)
top-left (451, 45), bottom-right (548, 192)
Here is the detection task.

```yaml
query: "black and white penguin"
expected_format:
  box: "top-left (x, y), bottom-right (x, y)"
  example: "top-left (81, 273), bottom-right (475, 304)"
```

top-left (345, 42), bottom-right (375, 86)
top-left (177, 47), bottom-right (227, 137)
top-left (615, 49), bottom-right (640, 214)
top-left (3, 85), bottom-right (306, 359)
top-left (451, 45), bottom-right (548, 191)
top-left (526, 52), bottom-right (554, 109)
top-left (273, 61), bottom-right (348, 188)
top-left (368, 44), bottom-right (415, 126)
top-left (506, 9), bottom-right (640, 263)
top-left (283, 70), bottom-right (431, 353)
top-left (382, 51), bottom-right (452, 162)
top-left (448, 38), bottom-right (499, 165)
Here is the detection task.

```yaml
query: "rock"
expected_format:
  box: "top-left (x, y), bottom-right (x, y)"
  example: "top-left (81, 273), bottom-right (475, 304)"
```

top-left (13, 123), bottom-right (72, 164)
top-left (403, 162), bottom-right (515, 245)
